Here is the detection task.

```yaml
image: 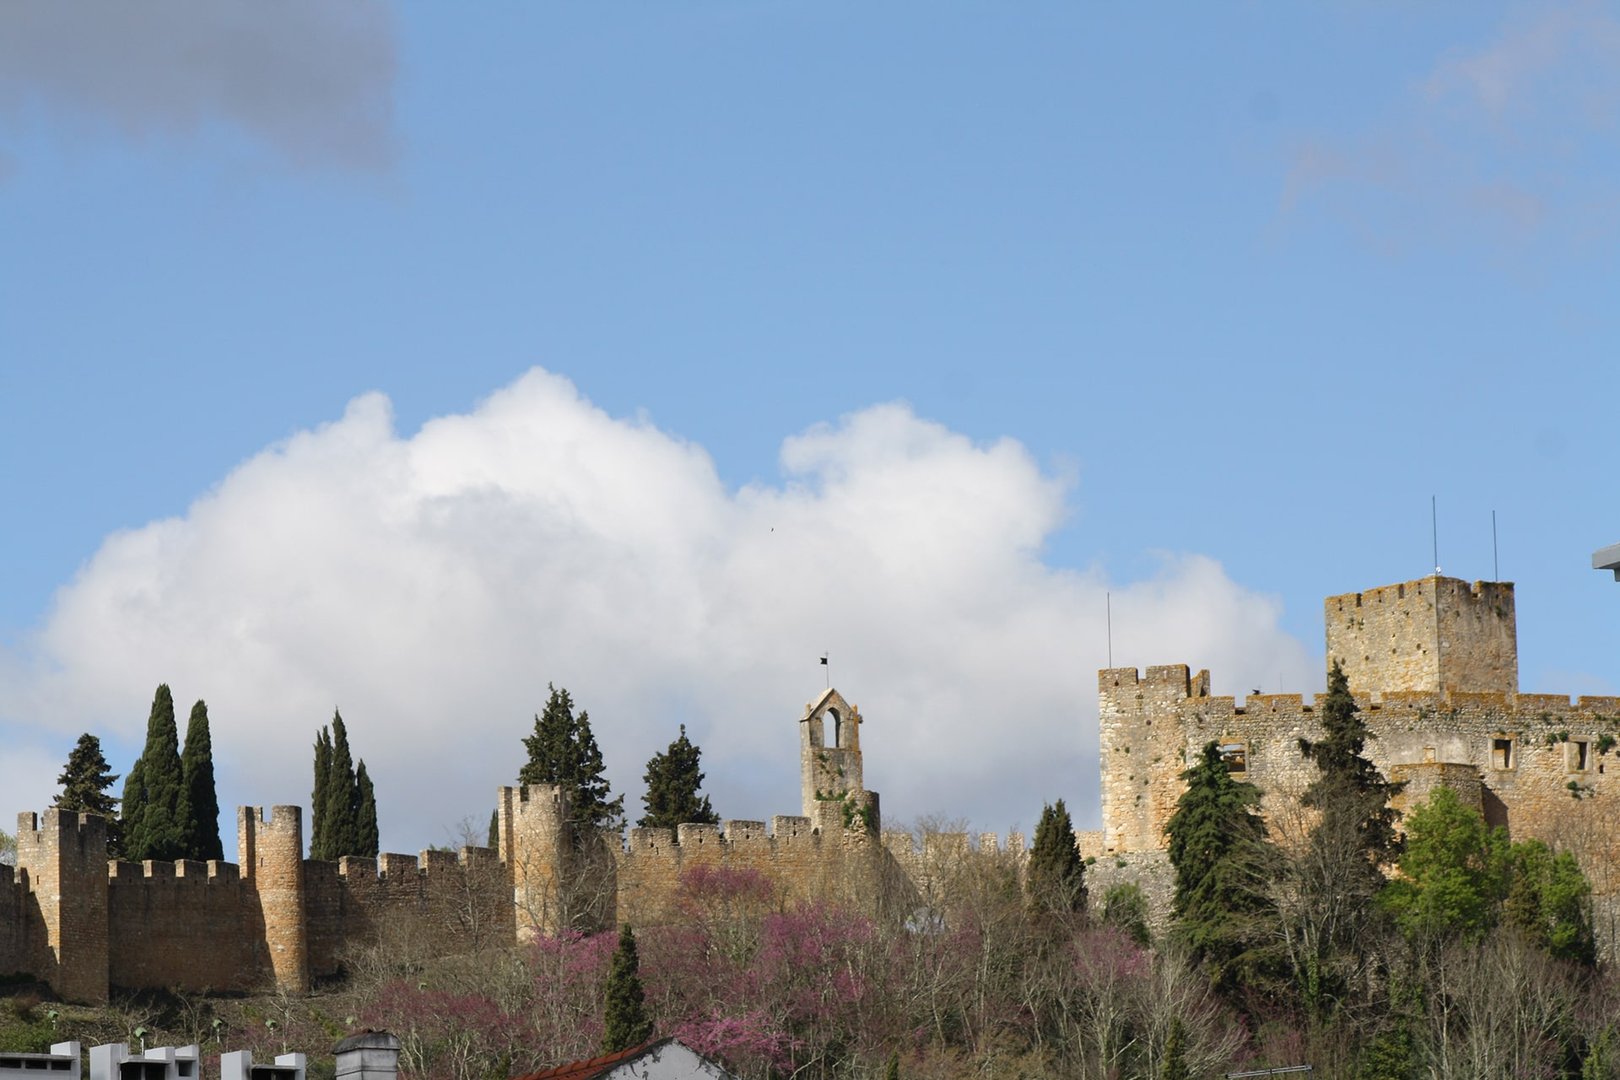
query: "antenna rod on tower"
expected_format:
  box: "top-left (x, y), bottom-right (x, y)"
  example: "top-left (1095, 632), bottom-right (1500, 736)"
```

top-left (1106, 592), bottom-right (1113, 669)
top-left (1432, 495), bottom-right (1440, 575)
top-left (1493, 510), bottom-right (1499, 581)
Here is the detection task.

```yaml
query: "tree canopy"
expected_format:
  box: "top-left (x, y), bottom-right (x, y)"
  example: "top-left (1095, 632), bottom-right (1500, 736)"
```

top-left (1165, 741), bottom-right (1277, 993)
top-left (1026, 799), bottom-right (1086, 916)
top-left (638, 724), bottom-right (718, 830)
top-left (311, 711), bottom-right (379, 859)
top-left (180, 701), bottom-right (223, 861)
top-left (520, 685), bottom-right (624, 833)
top-left (601, 923), bottom-right (654, 1052)
top-left (122, 684), bottom-right (189, 862)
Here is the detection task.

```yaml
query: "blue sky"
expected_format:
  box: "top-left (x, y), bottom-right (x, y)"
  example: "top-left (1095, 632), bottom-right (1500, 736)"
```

top-left (2, 3), bottom-right (1616, 852)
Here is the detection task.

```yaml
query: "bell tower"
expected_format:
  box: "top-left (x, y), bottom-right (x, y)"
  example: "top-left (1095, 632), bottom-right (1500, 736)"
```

top-left (800, 688), bottom-right (865, 818)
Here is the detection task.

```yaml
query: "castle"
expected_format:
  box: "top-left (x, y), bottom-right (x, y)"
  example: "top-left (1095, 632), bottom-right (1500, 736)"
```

top-left (0, 687), bottom-right (1024, 1004)
top-left (1099, 574), bottom-right (1620, 945)
top-left (3, 573), bottom-right (1614, 1004)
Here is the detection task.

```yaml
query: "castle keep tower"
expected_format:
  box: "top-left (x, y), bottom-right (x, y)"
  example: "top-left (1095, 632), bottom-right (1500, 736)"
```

top-left (1326, 576), bottom-right (1517, 696)
top-left (800, 688), bottom-right (865, 819)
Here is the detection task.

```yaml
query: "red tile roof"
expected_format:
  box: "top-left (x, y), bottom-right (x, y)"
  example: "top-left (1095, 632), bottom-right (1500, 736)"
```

top-left (510, 1038), bottom-right (671, 1080)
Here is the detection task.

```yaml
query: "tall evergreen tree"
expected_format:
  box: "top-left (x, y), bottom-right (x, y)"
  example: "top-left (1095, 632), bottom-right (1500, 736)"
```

top-left (325, 711), bottom-right (360, 856)
top-left (311, 711), bottom-right (365, 859)
top-left (355, 760), bottom-right (380, 858)
top-left (55, 733), bottom-right (122, 855)
top-left (311, 727), bottom-right (333, 859)
top-left (180, 700), bottom-right (223, 861)
top-left (601, 924), bottom-right (654, 1052)
top-left (1026, 799), bottom-right (1086, 915)
top-left (1165, 742), bottom-right (1277, 993)
top-left (1289, 660), bottom-right (1402, 1016)
top-left (638, 724), bottom-right (719, 829)
top-left (488, 808), bottom-right (499, 850)
top-left (520, 685), bottom-right (624, 832)
top-left (122, 684), bottom-right (188, 862)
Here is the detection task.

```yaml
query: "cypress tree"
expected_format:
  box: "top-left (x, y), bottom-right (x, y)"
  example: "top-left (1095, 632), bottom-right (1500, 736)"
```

top-left (638, 724), bottom-right (719, 829)
top-left (123, 684), bottom-right (188, 862)
top-left (1026, 799), bottom-right (1086, 915)
top-left (321, 711), bottom-right (360, 858)
top-left (56, 733), bottom-right (122, 855)
top-left (601, 924), bottom-right (653, 1052)
top-left (311, 727), bottom-right (333, 859)
top-left (487, 808), bottom-right (499, 849)
top-left (1165, 742), bottom-right (1277, 993)
top-left (180, 700), bottom-right (223, 861)
top-left (355, 760), bottom-right (379, 858)
top-left (520, 685), bottom-right (624, 832)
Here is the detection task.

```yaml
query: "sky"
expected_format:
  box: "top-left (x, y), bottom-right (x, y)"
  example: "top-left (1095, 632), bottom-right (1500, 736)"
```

top-left (1, 2), bottom-right (1617, 856)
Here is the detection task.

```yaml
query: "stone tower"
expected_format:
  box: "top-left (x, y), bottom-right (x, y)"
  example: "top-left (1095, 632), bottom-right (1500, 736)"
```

top-left (800, 688), bottom-right (866, 818)
top-left (239, 806), bottom-right (308, 991)
top-left (497, 783), bottom-right (574, 938)
top-left (1097, 665), bottom-right (1211, 855)
top-left (1325, 575), bottom-right (1517, 696)
top-left (16, 810), bottom-right (109, 1004)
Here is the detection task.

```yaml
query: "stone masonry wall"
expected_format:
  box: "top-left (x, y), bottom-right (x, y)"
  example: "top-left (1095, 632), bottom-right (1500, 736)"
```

top-left (107, 860), bottom-right (251, 992)
top-left (305, 846), bottom-right (513, 980)
top-left (1326, 577), bottom-right (1517, 696)
top-left (0, 866), bottom-right (23, 978)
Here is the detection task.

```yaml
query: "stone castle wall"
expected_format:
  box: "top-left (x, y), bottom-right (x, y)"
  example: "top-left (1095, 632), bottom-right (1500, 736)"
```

top-left (1100, 574), bottom-right (1620, 951)
top-left (107, 860), bottom-right (250, 991)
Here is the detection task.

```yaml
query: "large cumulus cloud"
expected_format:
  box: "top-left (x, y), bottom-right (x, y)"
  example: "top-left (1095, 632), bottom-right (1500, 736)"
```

top-left (3, 370), bottom-right (1311, 852)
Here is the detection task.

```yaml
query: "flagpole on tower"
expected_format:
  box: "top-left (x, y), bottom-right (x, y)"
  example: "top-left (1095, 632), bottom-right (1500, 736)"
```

top-left (820, 652), bottom-right (829, 688)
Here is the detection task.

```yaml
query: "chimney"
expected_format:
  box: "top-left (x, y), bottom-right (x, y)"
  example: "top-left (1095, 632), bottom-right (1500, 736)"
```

top-left (333, 1033), bottom-right (401, 1080)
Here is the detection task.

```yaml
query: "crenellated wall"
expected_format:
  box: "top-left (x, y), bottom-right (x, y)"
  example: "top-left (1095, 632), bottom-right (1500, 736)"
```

top-left (108, 860), bottom-right (249, 991)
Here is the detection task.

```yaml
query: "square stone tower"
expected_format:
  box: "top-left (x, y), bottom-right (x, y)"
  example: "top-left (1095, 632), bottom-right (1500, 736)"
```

top-left (1325, 575), bottom-right (1517, 696)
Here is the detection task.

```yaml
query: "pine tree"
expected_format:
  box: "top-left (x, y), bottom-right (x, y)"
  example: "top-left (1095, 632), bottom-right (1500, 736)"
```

top-left (355, 760), bottom-right (379, 858)
top-left (601, 923), bottom-right (654, 1052)
top-left (56, 733), bottom-right (122, 855)
top-left (1026, 799), bottom-right (1086, 915)
top-left (311, 726), bottom-right (333, 859)
top-left (180, 700), bottom-right (223, 861)
top-left (122, 684), bottom-right (188, 862)
top-left (638, 724), bottom-right (719, 829)
top-left (520, 685), bottom-right (624, 832)
top-left (1165, 742), bottom-right (1277, 993)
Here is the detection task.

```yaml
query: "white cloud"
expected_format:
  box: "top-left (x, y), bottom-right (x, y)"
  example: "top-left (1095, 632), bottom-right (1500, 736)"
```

top-left (1279, 4), bottom-right (1620, 256)
top-left (0, 0), bottom-right (395, 171)
top-left (2, 370), bottom-right (1312, 852)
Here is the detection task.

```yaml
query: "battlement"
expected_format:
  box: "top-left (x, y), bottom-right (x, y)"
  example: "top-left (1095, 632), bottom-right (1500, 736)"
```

top-left (107, 860), bottom-right (241, 887)
top-left (1098, 665), bottom-right (1212, 702)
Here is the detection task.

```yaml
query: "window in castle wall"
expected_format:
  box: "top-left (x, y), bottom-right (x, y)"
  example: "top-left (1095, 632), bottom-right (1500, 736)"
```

top-left (1491, 737), bottom-right (1514, 770)
top-left (1218, 742), bottom-right (1247, 773)
top-left (1569, 739), bottom-right (1590, 772)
